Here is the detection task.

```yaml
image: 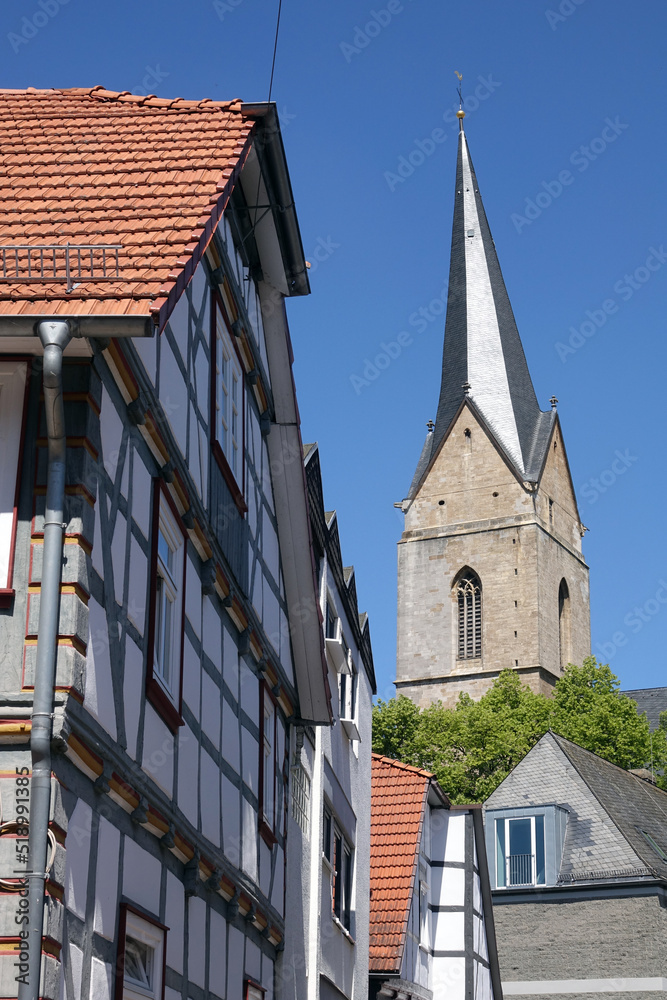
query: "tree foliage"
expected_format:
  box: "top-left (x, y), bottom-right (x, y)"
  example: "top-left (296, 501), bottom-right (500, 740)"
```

top-left (372, 657), bottom-right (667, 803)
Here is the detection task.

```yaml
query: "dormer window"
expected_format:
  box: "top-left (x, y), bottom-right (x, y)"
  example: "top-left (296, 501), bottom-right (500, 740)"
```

top-left (496, 815), bottom-right (545, 887)
top-left (487, 806), bottom-right (568, 889)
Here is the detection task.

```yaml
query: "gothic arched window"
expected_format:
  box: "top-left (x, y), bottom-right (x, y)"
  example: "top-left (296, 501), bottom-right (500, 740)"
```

top-left (456, 571), bottom-right (482, 659)
top-left (558, 579), bottom-right (571, 670)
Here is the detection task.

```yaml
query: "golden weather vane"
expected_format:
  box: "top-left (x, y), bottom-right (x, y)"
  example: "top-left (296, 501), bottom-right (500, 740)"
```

top-left (454, 71), bottom-right (465, 125)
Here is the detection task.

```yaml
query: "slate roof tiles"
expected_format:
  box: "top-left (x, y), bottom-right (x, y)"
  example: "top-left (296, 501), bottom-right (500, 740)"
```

top-left (485, 731), bottom-right (667, 883)
top-left (0, 86), bottom-right (255, 328)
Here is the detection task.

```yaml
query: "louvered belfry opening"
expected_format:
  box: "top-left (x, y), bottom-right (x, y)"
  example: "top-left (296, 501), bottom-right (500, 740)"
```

top-left (457, 572), bottom-right (482, 659)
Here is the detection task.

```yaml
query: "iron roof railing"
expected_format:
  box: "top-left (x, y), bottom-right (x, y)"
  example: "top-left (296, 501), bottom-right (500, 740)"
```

top-left (0, 243), bottom-right (122, 293)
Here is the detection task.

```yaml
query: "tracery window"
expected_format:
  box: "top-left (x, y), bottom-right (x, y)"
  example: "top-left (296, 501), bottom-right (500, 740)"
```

top-left (558, 578), bottom-right (571, 670)
top-left (457, 571), bottom-right (482, 659)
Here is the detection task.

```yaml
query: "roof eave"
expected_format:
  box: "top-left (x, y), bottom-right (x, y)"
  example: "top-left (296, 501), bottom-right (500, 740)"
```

top-left (241, 103), bottom-right (310, 298)
top-left (0, 314), bottom-right (154, 338)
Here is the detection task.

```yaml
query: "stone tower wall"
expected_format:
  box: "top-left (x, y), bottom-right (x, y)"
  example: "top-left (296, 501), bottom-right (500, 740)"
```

top-left (396, 406), bottom-right (590, 708)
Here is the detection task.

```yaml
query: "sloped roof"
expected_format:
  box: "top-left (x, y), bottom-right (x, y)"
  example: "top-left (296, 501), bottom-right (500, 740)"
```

top-left (408, 124), bottom-right (553, 497)
top-left (369, 755), bottom-right (432, 972)
top-left (486, 731), bottom-right (667, 883)
top-left (554, 733), bottom-right (667, 881)
top-left (0, 86), bottom-right (255, 326)
top-left (623, 686), bottom-right (667, 731)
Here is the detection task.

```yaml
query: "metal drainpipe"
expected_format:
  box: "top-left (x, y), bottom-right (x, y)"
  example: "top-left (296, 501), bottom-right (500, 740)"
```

top-left (18, 321), bottom-right (71, 1000)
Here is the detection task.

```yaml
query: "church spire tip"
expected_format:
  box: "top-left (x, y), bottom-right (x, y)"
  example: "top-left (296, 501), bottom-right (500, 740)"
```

top-left (455, 71), bottom-right (465, 130)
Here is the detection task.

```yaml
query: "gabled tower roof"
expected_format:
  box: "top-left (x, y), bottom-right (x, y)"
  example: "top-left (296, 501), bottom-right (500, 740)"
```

top-left (409, 119), bottom-right (554, 496)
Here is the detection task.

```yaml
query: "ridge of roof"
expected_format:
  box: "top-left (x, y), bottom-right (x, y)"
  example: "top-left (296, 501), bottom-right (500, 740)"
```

top-left (0, 85), bottom-right (244, 113)
top-left (371, 752), bottom-right (435, 780)
top-left (550, 731), bottom-right (667, 792)
top-left (0, 86), bottom-right (258, 326)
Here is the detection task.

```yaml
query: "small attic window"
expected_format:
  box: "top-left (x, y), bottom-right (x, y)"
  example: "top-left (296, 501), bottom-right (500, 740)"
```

top-left (467, 229), bottom-right (475, 238)
top-left (638, 829), bottom-right (667, 862)
top-left (554, 440), bottom-right (558, 450)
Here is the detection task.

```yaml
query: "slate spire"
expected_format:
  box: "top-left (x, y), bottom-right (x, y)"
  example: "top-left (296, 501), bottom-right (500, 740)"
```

top-left (409, 117), bottom-right (553, 494)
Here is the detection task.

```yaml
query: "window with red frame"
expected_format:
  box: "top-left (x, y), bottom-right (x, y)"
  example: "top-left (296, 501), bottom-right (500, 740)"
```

top-left (211, 294), bottom-right (245, 511)
top-left (245, 980), bottom-right (265, 1000)
top-left (259, 683), bottom-right (285, 845)
top-left (146, 481), bottom-right (186, 731)
top-left (0, 359), bottom-right (29, 607)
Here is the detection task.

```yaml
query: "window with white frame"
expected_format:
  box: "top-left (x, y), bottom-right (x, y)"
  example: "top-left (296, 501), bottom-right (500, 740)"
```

top-left (147, 484), bottom-right (186, 729)
top-left (495, 815), bottom-right (545, 887)
top-left (290, 757), bottom-right (310, 835)
top-left (0, 360), bottom-right (28, 603)
top-left (338, 639), bottom-right (348, 718)
top-left (323, 807), bottom-right (354, 932)
top-left (214, 298), bottom-right (243, 488)
top-left (325, 599), bottom-right (338, 640)
top-left (119, 906), bottom-right (166, 1000)
top-left (338, 641), bottom-right (360, 740)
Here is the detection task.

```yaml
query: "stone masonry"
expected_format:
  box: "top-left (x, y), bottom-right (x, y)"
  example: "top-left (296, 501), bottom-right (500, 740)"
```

top-left (493, 894), bottom-right (667, 997)
top-left (396, 406), bottom-right (590, 708)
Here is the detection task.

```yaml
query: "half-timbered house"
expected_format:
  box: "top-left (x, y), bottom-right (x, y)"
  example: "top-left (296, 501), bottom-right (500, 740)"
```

top-left (0, 86), bottom-right (332, 1000)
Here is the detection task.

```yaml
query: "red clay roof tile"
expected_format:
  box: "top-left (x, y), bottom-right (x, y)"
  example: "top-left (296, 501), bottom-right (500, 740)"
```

top-left (0, 86), bottom-right (256, 327)
top-left (369, 754), bottom-right (432, 973)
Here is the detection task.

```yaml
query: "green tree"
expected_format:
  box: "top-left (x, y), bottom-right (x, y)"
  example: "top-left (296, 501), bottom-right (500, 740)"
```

top-left (372, 658), bottom-right (667, 803)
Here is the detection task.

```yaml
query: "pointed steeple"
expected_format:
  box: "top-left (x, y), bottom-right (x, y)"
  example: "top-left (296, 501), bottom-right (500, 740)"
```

top-left (409, 117), bottom-right (553, 496)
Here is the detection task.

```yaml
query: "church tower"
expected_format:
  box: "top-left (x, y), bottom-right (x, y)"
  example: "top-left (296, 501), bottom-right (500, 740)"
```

top-left (396, 113), bottom-right (591, 708)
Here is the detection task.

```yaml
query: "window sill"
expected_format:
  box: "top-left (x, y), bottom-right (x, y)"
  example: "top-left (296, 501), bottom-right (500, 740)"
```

top-left (146, 677), bottom-right (183, 733)
top-left (212, 441), bottom-right (247, 515)
top-left (325, 637), bottom-right (349, 674)
top-left (332, 915), bottom-right (355, 944)
top-left (340, 718), bottom-right (361, 742)
top-left (0, 589), bottom-right (15, 609)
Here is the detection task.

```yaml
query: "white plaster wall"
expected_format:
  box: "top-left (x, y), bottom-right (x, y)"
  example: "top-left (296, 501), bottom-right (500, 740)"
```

top-left (122, 837), bottom-right (161, 915)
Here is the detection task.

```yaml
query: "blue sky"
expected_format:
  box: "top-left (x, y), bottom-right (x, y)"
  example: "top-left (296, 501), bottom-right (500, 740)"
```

top-left (4, 0), bottom-right (666, 698)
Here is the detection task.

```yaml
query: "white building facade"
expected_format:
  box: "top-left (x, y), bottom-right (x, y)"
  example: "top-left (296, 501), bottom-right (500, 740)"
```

top-left (281, 444), bottom-right (376, 1000)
